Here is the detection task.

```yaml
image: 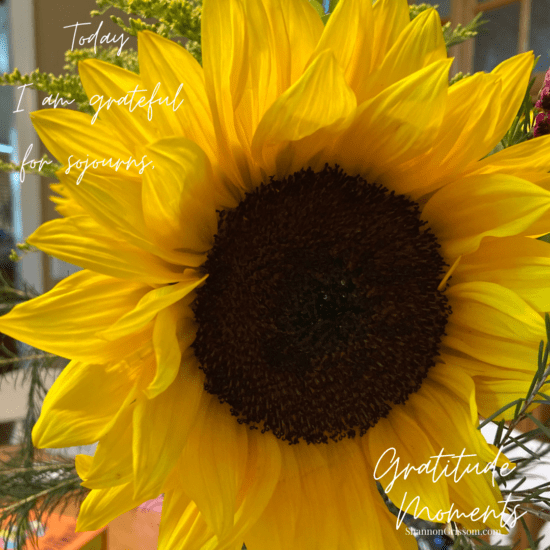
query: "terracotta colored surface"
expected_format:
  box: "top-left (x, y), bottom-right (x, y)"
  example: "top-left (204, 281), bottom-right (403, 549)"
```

top-left (106, 509), bottom-right (161, 550)
top-left (0, 513), bottom-right (106, 550)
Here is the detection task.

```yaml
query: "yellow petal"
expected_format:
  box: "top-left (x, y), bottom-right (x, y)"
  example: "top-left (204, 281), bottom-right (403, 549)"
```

top-left (440, 347), bottom-right (541, 420)
top-left (367, 406), bottom-right (451, 522)
top-left (360, 8), bottom-right (447, 103)
top-left (452, 235), bottom-right (550, 312)
top-left (178, 396), bottom-right (249, 539)
top-left (389, 72), bottom-right (501, 196)
top-left (428, 365), bottom-right (508, 465)
top-left (324, 439), bottom-right (386, 549)
top-left (56, 170), bottom-right (145, 237)
top-left (79, 59), bottom-right (160, 150)
top-left (202, 0), bottom-right (252, 187)
top-left (76, 481), bottom-right (144, 532)
top-left (244, 443), bottom-right (302, 550)
top-left (371, 0), bottom-right (410, 68)
top-left (444, 327), bottom-right (541, 375)
top-left (473, 134), bottom-right (550, 179)
top-left (159, 490), bottom-right (218, 550)
top-left (133, 351), bottom-right (205, 502)
top-left (489, 52), bottom-right (535, 151)
top-left (385, 54), bottom-right (535, 199)
top-left (407, 375), bottom-right (506, 531)
top-left (257, 0), bottom-right (323, 90)
top-left (32, 359), bottom-right (134, 448)
top-left (75, 454), bottom-right (93, 480)
top-left (56, 170), bottom-right (198, 267)
top-left (27, 216), bottom-right (185, 285)
top-left (143, 138), bottom-right (218, 256)
top-left (0, 270), bottom-right (150, 362)
top-left (422, 173), bottom-right (550, 258)
top-left (330, 58), bottom-right (452, 183)
top-left (443, 281), bottom-right (544, 378)
top-left (214, 430), bottom-right (282, 549)
top-left (144, 309), bottom-right (194, 400)
top-left (30, 109), bottom-right (140, 180)
top-left (290, 445), bottom-right (340, 550)
top-left (79, 394), bottom-right (135, 490)
top-left (144, 308), bottom-right (181, 397)
top-left (375, 505), bottom-right (418, 550)
top-left (446, 281), bottom-right (546, 342)
top-left (50, 182), bottom-right (86, 217)
top-left (251, 48), bottom-right (356, 171)
top-left (441, 346), bottom-right (536, 378)
top-left (137, 31), bottom-right (217, 160)
top-left (312, 0), bottom-right (374, 94)
top-left (473, 376), bottom-right (543, 421)
top-left (100, 273), bottom-right (205, 341)
top-left (228, 0), bottom-right (322, 155)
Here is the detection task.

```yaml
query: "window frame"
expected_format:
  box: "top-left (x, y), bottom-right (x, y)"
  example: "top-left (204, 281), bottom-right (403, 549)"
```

top-left (8, 0), bottom-right (44, 294)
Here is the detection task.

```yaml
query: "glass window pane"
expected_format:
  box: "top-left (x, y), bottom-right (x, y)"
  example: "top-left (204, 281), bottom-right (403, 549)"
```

top-left (0, 87), bottom-right (13, 145)
top-left (474, 3), bottom-right (520, 73)
top-left (407, 0), bottom-right (450, 18)
top-left (423, 0), bottom-right (450, 18)
top-left (0, 3), bottom-right (12, 145)
top-left (0, 4), bottom-right (8, 74)
top-left (531, 0), bottom-right (550, 73)
top-left (0, 152), bottom-right (12, 232)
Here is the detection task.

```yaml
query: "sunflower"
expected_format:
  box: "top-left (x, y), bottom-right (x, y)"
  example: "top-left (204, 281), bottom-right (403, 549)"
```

top-left (2, 0), bottom-right (550, 548)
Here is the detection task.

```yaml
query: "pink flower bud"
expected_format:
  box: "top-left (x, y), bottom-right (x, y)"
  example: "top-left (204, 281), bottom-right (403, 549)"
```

top-left (534, 111), bottom-right (550, 137)
top-left (535, 68), bottom-right (550, 111)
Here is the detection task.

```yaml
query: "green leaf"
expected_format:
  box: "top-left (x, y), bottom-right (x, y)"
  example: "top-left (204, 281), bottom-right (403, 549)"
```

top-left (308, 0), bottom-right (325, 18)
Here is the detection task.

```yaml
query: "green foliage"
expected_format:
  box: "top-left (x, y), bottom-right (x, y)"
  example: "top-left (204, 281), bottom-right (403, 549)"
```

top-left (442, 12), bottom-right (486, 49)
top-left (8, 242), bottom-right (39, 263)
top-left (308, 0), bottom-right (325, 18)
top-left (92, 0), bottom-right (202, 61)
top-left (449, 72), bottom-right (470, 86)
top-left (0, 68), bottom-right (91, 115)
top-left (0, 46), bottom-right (139, 119)
top-left (0, 156), bottom-right (61, 181)
top-left (408, 3), bottom-right (435, 20)
top-left (63, 46), bottom-right (139, 74)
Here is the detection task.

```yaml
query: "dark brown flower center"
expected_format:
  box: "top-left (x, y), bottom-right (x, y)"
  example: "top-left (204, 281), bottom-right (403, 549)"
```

top-left (191, 165), bottom-right (451, 444)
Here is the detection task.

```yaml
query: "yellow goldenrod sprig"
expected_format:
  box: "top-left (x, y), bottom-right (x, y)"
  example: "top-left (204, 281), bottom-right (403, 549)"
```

top-left (92, 0), bottom-right (202, 61)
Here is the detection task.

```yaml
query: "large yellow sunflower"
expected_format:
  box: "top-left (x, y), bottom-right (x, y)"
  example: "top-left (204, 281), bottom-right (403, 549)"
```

top-left (2, 0), bottom-right (550, 547)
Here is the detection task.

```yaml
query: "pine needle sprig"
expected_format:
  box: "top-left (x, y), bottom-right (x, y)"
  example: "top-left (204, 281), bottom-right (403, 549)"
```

top-left (0, 272), bottom-right (38, 308)
top-left (0, 330), bottom-right (78, 550)
top-left (0, 452), bottom-right (88, 550)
